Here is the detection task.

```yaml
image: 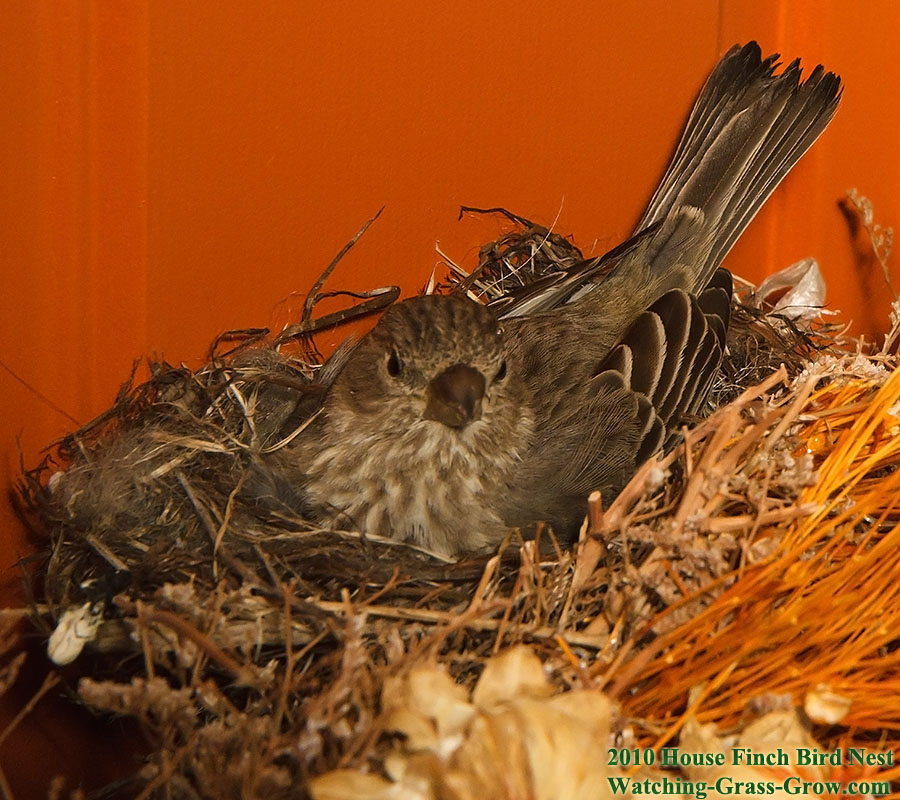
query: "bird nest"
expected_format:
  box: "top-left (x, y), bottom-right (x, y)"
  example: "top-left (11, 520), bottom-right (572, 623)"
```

top-left (8, 207), bottom-right (900, 799)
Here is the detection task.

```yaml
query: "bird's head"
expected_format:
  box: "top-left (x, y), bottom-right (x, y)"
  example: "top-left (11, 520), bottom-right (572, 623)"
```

top-left (327, 294), bottom-right (517, 435)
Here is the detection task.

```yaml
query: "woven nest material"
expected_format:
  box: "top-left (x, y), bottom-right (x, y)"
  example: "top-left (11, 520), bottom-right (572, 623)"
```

top-left (7, 206), bottom-right (900, 799)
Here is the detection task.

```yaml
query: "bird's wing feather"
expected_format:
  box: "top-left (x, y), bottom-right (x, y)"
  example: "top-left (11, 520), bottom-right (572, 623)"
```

top-left (504, 271), bottom-right (731, 535)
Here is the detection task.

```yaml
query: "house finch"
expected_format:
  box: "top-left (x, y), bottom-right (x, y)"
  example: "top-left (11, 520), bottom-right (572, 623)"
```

top-left (279, 42), bottom-right (841, 558)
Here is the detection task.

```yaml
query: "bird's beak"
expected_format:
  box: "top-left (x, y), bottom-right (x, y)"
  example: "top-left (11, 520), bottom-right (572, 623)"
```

top-left (423, 363), bottom-right (486, 428)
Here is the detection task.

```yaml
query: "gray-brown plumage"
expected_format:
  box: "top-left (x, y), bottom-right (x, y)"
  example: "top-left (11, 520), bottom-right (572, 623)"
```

top-left (277, 42), bottom-right (841, 557)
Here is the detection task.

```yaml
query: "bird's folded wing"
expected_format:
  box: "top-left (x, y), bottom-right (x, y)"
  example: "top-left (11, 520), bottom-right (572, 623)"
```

top-left (590, 268), bottom-right (732, 465)
top-left (503, 271), bottom-right (731, 534)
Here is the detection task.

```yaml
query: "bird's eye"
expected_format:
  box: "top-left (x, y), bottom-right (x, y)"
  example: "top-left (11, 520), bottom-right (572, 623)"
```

top-left (386, 350), bottom-right (403, 378)
top-left (493, 360), bottom-right (508, 383)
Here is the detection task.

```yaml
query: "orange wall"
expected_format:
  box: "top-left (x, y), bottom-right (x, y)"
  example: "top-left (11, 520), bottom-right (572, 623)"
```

top-left (1, 1), bottom-right (899, 792)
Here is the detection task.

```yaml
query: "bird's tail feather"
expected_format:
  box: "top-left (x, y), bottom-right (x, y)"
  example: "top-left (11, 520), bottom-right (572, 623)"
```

top-left (633, 41), bottom-right (842, 291)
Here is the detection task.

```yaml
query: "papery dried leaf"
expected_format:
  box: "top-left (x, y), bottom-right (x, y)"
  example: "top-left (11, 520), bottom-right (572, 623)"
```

top-left (471, 644), bottom-right (552, 707)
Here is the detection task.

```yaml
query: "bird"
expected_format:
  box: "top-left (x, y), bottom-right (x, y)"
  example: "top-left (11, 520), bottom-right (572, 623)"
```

top-left (273, 42), bottom-right (842, 558)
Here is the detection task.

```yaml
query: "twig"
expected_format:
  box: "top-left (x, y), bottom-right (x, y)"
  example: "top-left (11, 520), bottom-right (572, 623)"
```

top-left (129, 602), bottom-right (262, 688)
top-left (302, 208), bottom-right (385, 324)
top-left (0, 671), bottom-right (60, 750)
top-left (312, 599), bottom-right (612, 649)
